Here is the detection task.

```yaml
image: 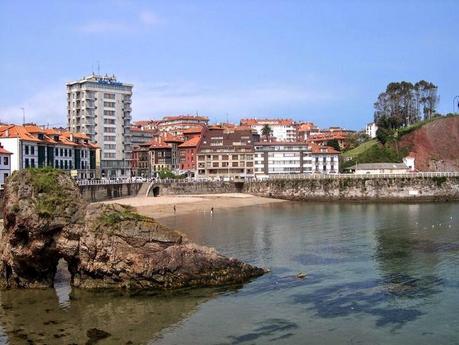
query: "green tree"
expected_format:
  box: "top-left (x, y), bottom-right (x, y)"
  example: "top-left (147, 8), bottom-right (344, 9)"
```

top-left (326, 139), bottom-right (341, 151)
top-left (261, 124), bottom-right (273, 141)
top-left (374, 80), bottom-right (439, 129)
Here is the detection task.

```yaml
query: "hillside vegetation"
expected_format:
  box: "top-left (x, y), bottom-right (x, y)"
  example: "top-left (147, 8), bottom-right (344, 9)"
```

top-left (342, 116), bottom-right (459, 172)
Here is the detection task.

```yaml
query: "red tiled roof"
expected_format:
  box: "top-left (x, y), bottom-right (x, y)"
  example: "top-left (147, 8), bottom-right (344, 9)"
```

top-left (309, 143), bottom-right (340, 154)
top-left (149, 140), bottom-right (171, 149)
top-left (0, 146), bottom-right (12, 154)
top-left (182, 127), bottom-right (204, 134)
top-left (240, 118), bottom-right (294, 126)
top-left (0, 125), bottom-right (41, 142)
top-left (178, 136), bottom-right (201, 148)
top-left (162, 115), bottom-right (208, 122)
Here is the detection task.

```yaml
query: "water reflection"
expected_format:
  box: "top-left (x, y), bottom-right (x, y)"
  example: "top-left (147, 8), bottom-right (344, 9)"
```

top-left (0, 285), bottom-right (219, 344)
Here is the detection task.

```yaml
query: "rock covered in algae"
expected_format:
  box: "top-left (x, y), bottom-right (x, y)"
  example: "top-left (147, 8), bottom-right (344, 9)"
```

top-left (0, 168), bottom-right (265, 289)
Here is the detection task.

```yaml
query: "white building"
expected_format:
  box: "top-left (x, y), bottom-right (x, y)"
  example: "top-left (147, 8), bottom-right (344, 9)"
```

top-left (366, 122), bottom-right (378, 138)
top-left (67, 74), bottom-right (133, 178)
top-left (0, 144), bottom-right (12, 188)
top-left (350, 163), bottom-right (409, 174)
top-left (0, 125), bottom-right (98, 179)
top-left (254, 142), bottom-right (340, 178)
top-left (241, 118), bottom-right (297, 142)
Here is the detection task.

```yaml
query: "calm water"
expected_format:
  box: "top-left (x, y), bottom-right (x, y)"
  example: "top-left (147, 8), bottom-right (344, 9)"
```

top-left (1, 202), bottom-right (459, 344)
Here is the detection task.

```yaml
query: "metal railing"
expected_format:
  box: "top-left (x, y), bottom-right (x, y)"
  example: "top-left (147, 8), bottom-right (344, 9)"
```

top-left (75, 171), bottom-right (459, 186)
top-left (263, 171), bottom-right (459, 181)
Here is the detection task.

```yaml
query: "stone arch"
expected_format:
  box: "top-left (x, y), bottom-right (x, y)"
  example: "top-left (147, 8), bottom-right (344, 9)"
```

top-left (146, 183), bottom-right (160, 197)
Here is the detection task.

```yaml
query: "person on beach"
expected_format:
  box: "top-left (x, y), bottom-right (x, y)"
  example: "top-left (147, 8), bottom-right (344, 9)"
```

top-left (211, 207), bottom-right (214, 215)
top-left (173, 205), bottom-right (176, 214)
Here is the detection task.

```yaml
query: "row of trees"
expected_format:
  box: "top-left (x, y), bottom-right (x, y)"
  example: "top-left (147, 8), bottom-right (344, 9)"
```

top-left (374, 80), bottom-right (439, 129)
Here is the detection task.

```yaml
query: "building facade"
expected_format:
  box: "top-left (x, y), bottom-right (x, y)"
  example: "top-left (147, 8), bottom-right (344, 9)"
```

top-left (67, 73), bottom-right (133, 178)
top-left (253, 142), bottom-right (340, 177)
top-left (0, 144), bottom-right (12, 188)
top-left (178, 136), bottom-right (201, 173)
top-left (157, 115), bottom-right (208, 137)
top-left (0, 125), bottom-right (97, 179)
top-left (240, 118), bottom-right (297, 142)
top-left (254, 142), bottom-right (313, 177)
top-left (366, 122), bottom-right (378, 139)
top-left (196, 128), bottom-right (256, 179)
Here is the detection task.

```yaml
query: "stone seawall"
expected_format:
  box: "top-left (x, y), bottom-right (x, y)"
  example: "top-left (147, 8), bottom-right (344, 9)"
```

top-left (243, 176), bottom-right (459, 202)
top-left (79, 183), bottom-right (144, 202)
top-left (147, 181), bottom-right (241, 196)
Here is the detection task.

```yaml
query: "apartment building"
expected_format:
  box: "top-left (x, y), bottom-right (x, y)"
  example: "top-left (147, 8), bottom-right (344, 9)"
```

top-left (0, 144), bottom-right (12, 187)
top-left (0, 124), bottom-right (98, 179)
top-left (149, 141), bottom-right (173, 176)
top-left (310, 144), bottom-right (340, 174)
top-left (67, 73), bottom-right (133, 178)
top-left (157, 115), bottom-right (208, 136)
top-left (130, 127), bottom-right (158, 147)
top-left (196, 128), bottom-right (256, 179)
top-left (178, 135), bottom-right (201, 174)
top-left (131, 143), bottom-right (151, 177)
top-left (253, 142), bottom-right (340, 177)
top-left (240, 118), bottom-right (297, 142)
top-left (254, 142), bottom-right (313, 177)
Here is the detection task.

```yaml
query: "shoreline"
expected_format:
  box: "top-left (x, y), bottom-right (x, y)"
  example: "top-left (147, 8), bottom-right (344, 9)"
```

top-left (100, 193), bottom-right (286, 219)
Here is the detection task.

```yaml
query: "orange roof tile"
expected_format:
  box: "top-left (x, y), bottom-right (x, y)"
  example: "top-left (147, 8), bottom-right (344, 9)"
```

top-left (178, 136), bottom-right (201, 148)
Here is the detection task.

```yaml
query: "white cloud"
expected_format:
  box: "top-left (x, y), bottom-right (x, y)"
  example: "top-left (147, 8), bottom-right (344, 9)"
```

top-left (139, 10), bottom-right (160, 26)
top-left (0, 85), bottom-right (67, 127)
top-left (78, 9), bottom-right (160, 34)
top-left (131, 81), bottom-right (337, 122)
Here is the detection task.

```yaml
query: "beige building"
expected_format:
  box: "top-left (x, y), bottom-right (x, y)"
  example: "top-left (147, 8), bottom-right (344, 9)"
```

top-left (67, 73), bottom-right (133, 177)
top-left (196, 128), bottom-right (256, 179)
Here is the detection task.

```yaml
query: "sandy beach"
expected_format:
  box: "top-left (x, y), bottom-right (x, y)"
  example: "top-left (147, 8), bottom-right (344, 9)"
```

top-left (101, 193), bottom-right (285, 219)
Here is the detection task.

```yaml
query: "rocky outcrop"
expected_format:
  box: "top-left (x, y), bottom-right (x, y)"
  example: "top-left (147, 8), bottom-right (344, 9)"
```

top-left (0, 169), bottom-right (264, 289)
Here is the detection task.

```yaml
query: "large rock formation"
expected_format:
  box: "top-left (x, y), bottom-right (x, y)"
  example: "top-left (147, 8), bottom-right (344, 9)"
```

top-left (0, 169), bottom-right (264, 289)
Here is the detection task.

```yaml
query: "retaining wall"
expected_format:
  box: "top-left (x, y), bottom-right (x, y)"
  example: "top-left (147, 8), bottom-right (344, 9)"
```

top-left (243, 176), bottom-right (459, 202)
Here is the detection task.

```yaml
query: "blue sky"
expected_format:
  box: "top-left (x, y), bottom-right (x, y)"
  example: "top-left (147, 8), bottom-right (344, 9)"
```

top-left (1, 0), bottom-right (458, 129)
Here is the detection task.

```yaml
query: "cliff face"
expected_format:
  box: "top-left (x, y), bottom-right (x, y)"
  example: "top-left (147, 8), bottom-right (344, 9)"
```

top-left (399, 117), bottom-right (459, 172)
top-left (0, 169), bottom-right (264, 289)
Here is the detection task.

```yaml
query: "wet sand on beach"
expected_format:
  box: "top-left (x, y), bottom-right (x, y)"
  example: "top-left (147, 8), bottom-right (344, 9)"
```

top-left (101, 193), bottom-right (285, 219)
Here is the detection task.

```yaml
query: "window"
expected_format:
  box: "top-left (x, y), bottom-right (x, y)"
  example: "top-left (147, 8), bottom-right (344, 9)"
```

top-left (104, 127), bottom-right (116, 133)
top-left (64, 149), bottom-right (67, 157)
top-left (60, 148), bottom-right (63, 156)
top-left (232, 155), bottom-right (238, 160)
top-left (232, 162), bottom-right (238, 167)
top-left (104, 101), bottom-right (115, 107)
top-left (104, 144), bottom-right (116, 150)
top-left (212, 162), bottom-right (219, 167)
top-left (222, 155), bottom-right (229, 160)
top-left (212, 155), bottom-right (219, 160)
top-left (104, 119), bottom-right (116, 124)
top-left (60, 160), bottom-right (63, 169)
top-left (31, 159), bottom-right (35, 168)
top-left (25, 145), bottom-right (29, 155)
top-left (69, 150), bottom-right (72, 157)
top-left (65, 161), bottom-right (68, 169)
top-left (3, 157), bottom-right (8, 165)
top-left (104, 110), bottom-right (115, 116)
top-left (55, 148), bottom-right (58, 156)
top-left (25, 158), bottom-right (29, 168)
top-left (104, 93), bottom-right (115, 99)
top-left (103, 136), bottom-right (116, 141)
top-left (55, 160), bottom-right (59, 168)
top-left (31, 146), bottom-right (35, 155)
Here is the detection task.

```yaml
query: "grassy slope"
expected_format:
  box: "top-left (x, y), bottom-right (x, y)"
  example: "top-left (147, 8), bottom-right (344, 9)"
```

top-left (342, 139), bottom-right (377, 158)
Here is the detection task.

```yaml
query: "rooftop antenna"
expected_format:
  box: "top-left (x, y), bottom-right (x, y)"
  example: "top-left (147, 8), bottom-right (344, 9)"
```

top-left (97, 61), bottom-right (100, 75)
top-left (20, 107), bottom-right (25, 125)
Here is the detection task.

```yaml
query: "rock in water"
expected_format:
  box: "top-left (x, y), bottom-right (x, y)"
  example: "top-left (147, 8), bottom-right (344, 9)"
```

top-left (0, 169), bottom-right (265, 289)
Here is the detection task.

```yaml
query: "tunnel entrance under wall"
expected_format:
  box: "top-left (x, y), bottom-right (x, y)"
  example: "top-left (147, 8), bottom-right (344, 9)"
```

top-left (147, 185), bottom-right (160, 197)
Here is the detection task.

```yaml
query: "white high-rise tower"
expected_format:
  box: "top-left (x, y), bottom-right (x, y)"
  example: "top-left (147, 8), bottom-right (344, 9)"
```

top-left (67, 73), bottom-right (133, 177)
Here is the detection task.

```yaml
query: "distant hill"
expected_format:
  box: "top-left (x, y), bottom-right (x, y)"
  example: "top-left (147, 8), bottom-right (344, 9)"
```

top-left (398, 116), bottom-right (459, 171)
top-left (342, 116), bottom-right (459, 172)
